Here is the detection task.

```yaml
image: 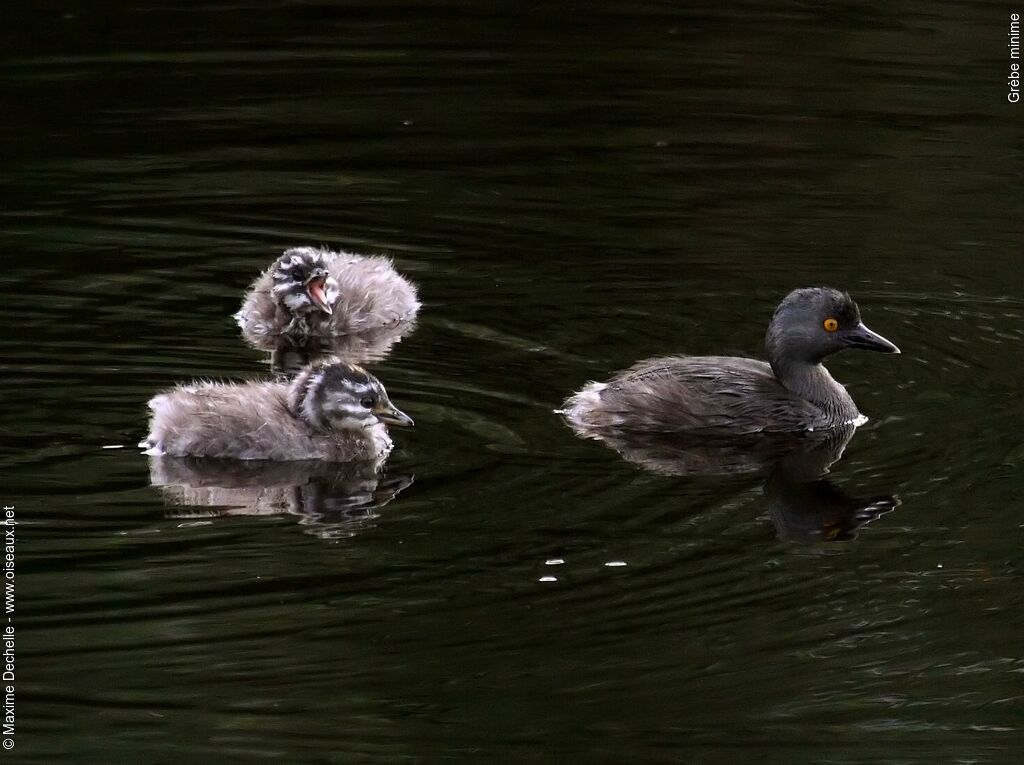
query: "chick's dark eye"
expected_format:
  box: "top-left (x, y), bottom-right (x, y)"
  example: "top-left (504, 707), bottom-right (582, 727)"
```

top-left (360, 397), bottom-right (375, 409)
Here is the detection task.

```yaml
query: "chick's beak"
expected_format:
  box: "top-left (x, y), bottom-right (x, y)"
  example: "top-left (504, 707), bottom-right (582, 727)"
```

top-left (306, 277), bottom-right (333, 315)
top-left (845, 321), bottom-right (901, 354)
top-left (374, 402), bottom-right (414, 427)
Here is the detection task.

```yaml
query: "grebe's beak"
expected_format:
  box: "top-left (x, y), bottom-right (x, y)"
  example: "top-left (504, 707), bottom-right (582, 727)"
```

top-left (306, 276), bottom-right (333, 315)
top-left (845, 321), bottom-right (900, 354)
top-left (374, 402), bottom-right (414, 427)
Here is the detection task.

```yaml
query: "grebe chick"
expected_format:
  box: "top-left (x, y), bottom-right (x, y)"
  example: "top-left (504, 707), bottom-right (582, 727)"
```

top-left (143, 362), bottom-right (413, 461)
top-left (562, 287), bottom-right (899, 437)
top-left (235, 246), bottom-right (420, 347)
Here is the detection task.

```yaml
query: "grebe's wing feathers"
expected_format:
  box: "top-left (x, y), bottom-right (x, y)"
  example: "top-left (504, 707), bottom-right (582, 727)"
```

top-left (235, 266), bottom-right (285, 340)
top-left (323, 251), bottom-right (420, 334)
top-left (145, 381), bottom-right (314, 460)
top-left (566, 356), bottom-right (825, 436)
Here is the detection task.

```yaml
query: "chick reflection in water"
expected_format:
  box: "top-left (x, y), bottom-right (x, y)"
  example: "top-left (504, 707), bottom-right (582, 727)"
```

top-left (144, 362), bottom-right (415, 537)
top-left (151, 457), bottom-right (413, 539)
top-left (266, 329), bottom-right (416, 377)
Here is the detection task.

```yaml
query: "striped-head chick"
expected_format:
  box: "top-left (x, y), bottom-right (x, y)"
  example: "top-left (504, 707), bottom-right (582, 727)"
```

top-left (270, 247), bottom-right (342, 318)
top-left (287, 362), bottom-right (414, 432)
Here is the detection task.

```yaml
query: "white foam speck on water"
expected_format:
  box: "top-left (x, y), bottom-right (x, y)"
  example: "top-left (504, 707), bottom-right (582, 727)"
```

top-left (604, 561), bottom-right (627, 567)
top-left (101, 444), bottom-right (125, 450)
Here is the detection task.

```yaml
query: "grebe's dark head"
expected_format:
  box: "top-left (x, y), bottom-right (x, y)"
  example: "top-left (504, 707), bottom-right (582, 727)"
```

top-left (766, 287), bottom-right (899, 372)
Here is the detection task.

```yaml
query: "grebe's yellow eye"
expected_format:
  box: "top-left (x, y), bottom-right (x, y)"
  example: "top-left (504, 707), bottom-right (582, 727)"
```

top-left (823, 318), bottom-right (839, 332)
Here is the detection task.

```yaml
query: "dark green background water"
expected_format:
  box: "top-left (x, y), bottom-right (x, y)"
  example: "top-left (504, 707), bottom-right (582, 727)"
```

top-left (3, 2), bottom-right (1023, 762)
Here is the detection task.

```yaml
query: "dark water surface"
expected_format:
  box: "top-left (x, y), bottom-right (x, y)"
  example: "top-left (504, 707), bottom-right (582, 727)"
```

top-left (3, 2), bottom-right (1023, 762)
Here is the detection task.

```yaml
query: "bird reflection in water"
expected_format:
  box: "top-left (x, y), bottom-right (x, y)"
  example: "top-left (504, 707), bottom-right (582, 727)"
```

top-left (266, 323), bottom-right (417, 377)
top-left (564, 421), bottom-right (896, 543)
top-left (150, 456), bottom-right (413, 539)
